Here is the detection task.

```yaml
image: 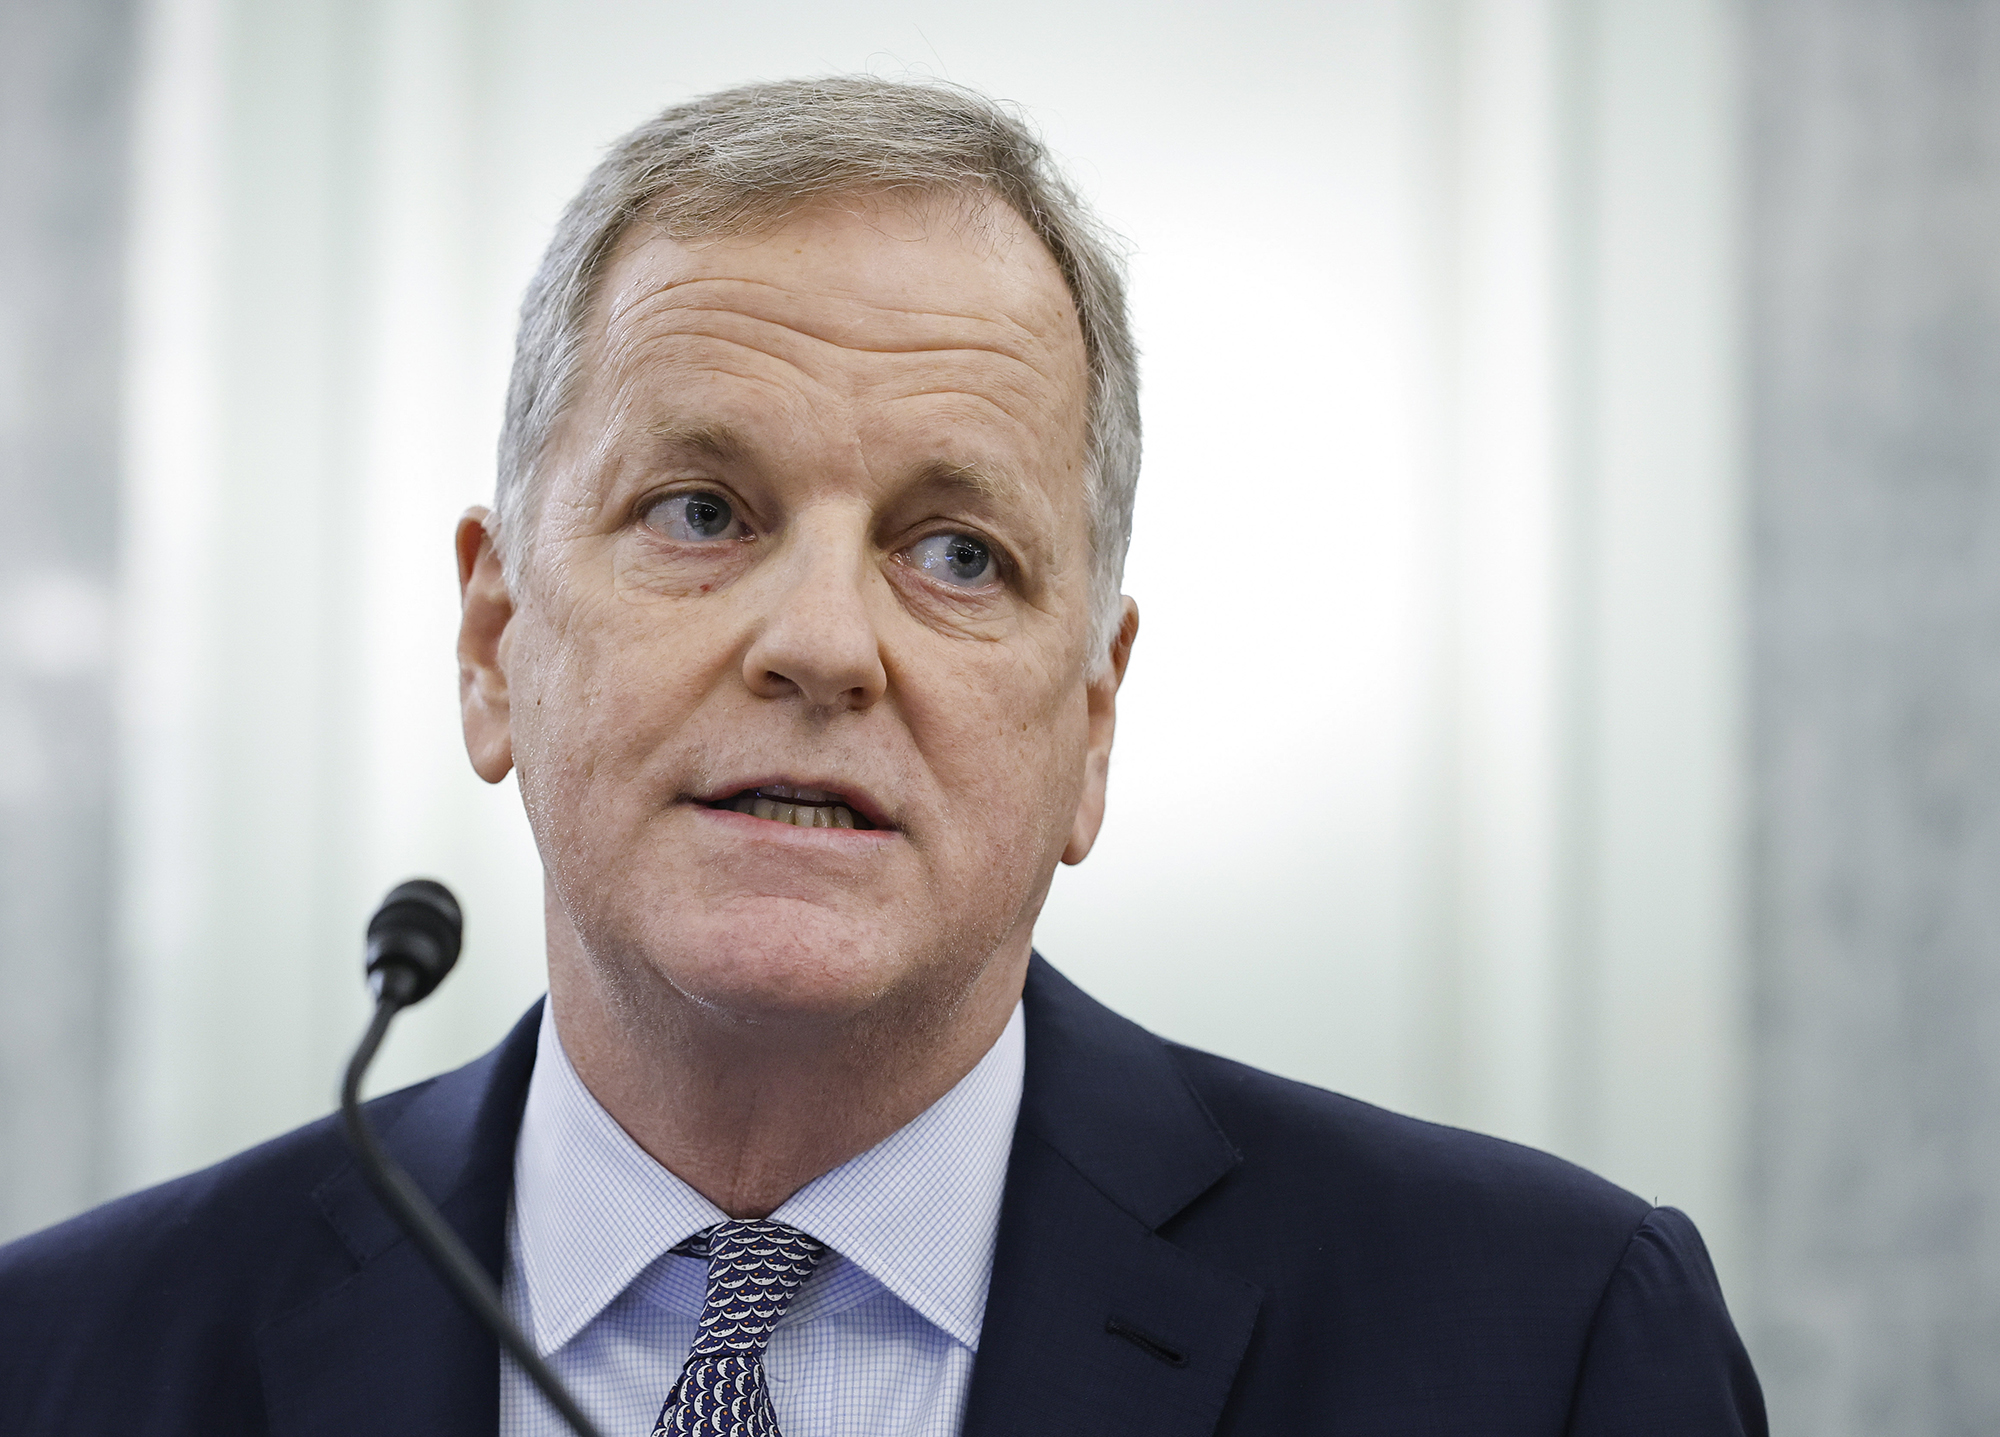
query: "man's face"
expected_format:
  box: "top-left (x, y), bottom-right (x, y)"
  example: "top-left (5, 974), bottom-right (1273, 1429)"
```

top-left (458, 191), bottom-right (1134, 1031)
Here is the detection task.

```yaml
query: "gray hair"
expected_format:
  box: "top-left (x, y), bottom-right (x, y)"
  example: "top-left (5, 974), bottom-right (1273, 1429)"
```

top-left (495, 75), bottom-right (1140, 661)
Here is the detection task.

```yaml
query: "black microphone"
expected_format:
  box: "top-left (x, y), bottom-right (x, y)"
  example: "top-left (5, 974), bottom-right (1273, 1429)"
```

top-left (341, 879), bottom-right (606, 1437)
top-left (364, 878), bottom-right (461, 1004)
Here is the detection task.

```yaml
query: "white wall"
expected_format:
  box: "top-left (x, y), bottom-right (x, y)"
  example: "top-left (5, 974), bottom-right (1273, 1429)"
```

top-left (0, 0), bottom-right (131, 1242)
top-left (119, 0), bottom-right (1746, 1289)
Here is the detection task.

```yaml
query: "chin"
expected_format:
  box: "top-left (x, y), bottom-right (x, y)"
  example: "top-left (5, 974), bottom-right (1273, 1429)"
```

top-left (631, 902), bottom-right (937, 1027)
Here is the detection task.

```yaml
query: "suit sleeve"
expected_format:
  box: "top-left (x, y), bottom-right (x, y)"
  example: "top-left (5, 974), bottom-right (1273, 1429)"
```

top-left (1563, 1206), bottom-right (1768, 1437)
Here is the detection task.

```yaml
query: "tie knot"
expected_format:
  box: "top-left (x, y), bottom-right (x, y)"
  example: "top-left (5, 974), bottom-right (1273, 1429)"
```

top-left (683, 1219), bottom-right (828, 1360)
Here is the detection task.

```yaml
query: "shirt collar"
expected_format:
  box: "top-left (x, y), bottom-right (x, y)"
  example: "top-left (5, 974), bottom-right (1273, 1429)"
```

top-left (511, 997), bottom-right (1024, 1357)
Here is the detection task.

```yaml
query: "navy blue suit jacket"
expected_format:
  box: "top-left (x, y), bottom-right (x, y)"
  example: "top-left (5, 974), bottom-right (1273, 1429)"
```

top-left (0, 958), bottom-right (1764, 1435)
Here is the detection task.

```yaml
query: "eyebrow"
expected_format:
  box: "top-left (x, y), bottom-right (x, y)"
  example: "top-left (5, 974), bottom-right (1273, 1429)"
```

top-left (642, 419), bottom-right (1031, 508)
top-left (920, 459), bottom-right (1033, 511)
top-left (640, 418), bottom-right (748, 463)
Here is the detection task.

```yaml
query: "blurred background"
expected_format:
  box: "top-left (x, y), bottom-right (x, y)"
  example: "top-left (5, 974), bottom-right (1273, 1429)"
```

top-left (2, 0), bottom-right (1994, 1431)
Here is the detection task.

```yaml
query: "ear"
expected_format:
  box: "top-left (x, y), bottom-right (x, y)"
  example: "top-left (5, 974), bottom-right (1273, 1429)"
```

top-left (1062, 597), bottom-right (1140, 866)
top-left (457, 507), bottom-right (516, 783)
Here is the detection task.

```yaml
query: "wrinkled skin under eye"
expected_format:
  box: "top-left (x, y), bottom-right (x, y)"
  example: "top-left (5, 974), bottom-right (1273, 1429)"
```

top-left (644, 491), bottom-right (743, 542)
top-left (907, 532), bottom-right (996, 587)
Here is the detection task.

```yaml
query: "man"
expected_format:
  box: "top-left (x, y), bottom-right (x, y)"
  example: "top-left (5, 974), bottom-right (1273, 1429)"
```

top-left (0, 76), bottom-right (1764, 1436)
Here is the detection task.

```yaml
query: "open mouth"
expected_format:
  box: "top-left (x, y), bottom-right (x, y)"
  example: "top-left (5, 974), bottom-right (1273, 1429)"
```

top-left (701, 784), bottom-right (880, 831)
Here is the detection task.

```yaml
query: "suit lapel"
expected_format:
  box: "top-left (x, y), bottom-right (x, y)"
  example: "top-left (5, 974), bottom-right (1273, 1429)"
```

top-left (256, 1002), bottom-right (542, 1437)
top-left (962, 960), bottom-right (1262, 1437)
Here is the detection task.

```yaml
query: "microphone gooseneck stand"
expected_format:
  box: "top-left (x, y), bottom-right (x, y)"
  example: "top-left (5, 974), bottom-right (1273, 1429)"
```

top-left (339, 880), bottom-right (607, 1437)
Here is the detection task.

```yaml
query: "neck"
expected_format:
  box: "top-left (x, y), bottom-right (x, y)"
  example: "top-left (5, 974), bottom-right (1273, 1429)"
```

top-left (545, 921), bottom-right (1028, 1219)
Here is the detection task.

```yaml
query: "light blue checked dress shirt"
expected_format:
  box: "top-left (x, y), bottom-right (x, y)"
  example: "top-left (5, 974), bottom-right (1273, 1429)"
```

top-left (499, 998), bottom-right (1025, 1437)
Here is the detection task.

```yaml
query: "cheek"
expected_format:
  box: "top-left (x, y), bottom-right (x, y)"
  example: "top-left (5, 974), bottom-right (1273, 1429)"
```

top-left (915, 643), bottom-right (1092, 850)
top-left (507, 597), bottom-right (716, 830)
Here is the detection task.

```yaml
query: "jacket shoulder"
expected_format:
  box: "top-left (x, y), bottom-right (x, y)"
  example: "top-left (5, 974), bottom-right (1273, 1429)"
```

top-left (0, 998), bottom-right (542, 1437)
top-left (1172, 1040), bottom-right (1647, 1214)
top-left (0, 1078), bottom-right (436, 1340)
top-left (0, 1097), bottom-right (388, 1436)
top-left (1159, 1040), bottom-right (1653, 1281)
top-left (1012, 959), bottom-right (1761, 1432)
top-left (1156, 1043), bottom-right (1761, 1431)
top-left (0, 998), bottom-right (542, 1318)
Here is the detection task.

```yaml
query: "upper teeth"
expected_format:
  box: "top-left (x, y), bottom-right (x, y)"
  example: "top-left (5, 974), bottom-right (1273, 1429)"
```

top-left (725, 792), bottom-right (859, 829)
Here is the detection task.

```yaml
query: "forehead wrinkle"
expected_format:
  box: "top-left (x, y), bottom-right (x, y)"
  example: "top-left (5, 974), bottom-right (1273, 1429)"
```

top-left (604, 272), bottom-right (1072, 371)
top-left (871, 385), bottom-right (1074, 461)
top-left (606, 324), bottom-right (1073, 452)
top-left (615, 316), bottom-right (1056, 389)
top-left (615, 319), bottom-right (1065, 418)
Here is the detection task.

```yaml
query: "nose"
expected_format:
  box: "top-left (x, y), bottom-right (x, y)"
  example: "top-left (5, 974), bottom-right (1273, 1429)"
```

top-left (740, 526), bottom-right (889, 712)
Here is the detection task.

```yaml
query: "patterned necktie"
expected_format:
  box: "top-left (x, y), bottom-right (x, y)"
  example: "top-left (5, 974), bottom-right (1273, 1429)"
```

top-left (652, 1219), bottom-right (829, 1437)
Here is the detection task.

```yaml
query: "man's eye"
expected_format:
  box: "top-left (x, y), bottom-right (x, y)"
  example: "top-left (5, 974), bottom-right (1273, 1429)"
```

top-left (908, 532), bottom-right (997, 587)
top-left (643, 491), bottom-right (741, 542)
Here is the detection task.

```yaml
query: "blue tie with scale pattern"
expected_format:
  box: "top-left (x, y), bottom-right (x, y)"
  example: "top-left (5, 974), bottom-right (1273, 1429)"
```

top-left (653, 1219), bottom-right (829, 1437)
